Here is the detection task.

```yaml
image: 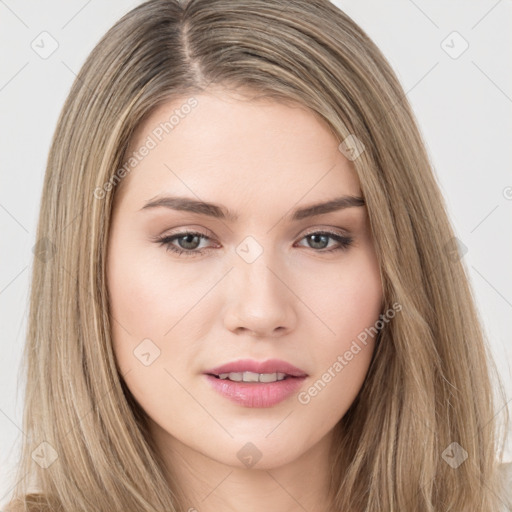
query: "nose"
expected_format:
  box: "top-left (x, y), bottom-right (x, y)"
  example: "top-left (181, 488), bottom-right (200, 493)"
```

top-left (222, 249), bottom-right (298, 338)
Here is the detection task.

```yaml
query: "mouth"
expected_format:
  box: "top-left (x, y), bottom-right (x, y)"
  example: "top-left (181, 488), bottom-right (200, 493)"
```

top-left (203, 358), bottom-right (308, 407)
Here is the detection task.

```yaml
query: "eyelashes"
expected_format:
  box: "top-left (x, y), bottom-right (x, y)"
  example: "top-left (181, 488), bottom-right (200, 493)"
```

top-left (153, 229), bottom-right (354, 258)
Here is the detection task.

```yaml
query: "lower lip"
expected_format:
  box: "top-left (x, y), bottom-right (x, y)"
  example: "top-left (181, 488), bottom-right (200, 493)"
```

top-left (204, 374), bottom-right (307, 408)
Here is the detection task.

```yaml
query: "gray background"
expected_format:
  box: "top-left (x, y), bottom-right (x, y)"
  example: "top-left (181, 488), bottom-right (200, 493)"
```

top-left (1, 0), bottom-right (511, 504)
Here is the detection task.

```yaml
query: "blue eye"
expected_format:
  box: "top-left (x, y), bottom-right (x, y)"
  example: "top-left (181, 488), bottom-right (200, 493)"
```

top-left (154, 230), bottom-right (353, 258)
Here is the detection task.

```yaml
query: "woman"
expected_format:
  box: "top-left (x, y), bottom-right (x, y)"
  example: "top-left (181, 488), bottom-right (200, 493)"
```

top-left (5, 0), bottom-right (511, 510)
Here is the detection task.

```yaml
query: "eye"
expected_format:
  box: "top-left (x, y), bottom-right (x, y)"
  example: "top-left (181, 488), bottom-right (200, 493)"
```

top-left (295, 230), bottom-right (353, 253)
top-left (154, 230), bottom-right (216, 258)
top-left (153, 229), bottom-right (353, 258)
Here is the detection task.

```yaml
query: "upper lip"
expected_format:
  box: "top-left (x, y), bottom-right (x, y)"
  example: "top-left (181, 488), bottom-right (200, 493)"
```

top-left (205, 358), bottom-right (308, 378)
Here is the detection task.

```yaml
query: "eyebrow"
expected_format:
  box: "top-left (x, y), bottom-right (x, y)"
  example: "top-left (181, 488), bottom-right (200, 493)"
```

top-left (140, 194), bottom-right (365, 222)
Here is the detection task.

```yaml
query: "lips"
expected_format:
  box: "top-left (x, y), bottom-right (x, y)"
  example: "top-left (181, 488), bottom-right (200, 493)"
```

top-left (203, 358), bottom-right (308, 407)
top-left (205, 358), bottom-right (308, 378)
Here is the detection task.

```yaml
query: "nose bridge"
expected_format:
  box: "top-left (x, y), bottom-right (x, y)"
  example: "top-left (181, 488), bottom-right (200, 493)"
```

top-left (233, 234), bottom-right (284, 299)
top-left (223, 234), bottom-right (295, 335)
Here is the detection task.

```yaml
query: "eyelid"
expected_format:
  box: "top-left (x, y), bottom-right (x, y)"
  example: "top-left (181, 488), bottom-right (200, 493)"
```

top-left (157, 226), bottom-right (215, 239)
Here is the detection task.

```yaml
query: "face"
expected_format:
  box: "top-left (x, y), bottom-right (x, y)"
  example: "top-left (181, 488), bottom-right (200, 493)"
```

top-left (106, 88), bottom-right (383, 472)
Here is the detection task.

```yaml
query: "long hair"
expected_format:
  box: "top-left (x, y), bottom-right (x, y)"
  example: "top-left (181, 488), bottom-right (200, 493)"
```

top-left (5, 0), bottom-right (510, 510)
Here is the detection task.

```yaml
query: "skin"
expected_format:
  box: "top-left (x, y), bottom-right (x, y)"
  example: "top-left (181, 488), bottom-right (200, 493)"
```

top-left (106, 87), bottom-right (383, 512)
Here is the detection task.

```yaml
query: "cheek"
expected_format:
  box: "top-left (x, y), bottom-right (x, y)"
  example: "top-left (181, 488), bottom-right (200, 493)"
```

top-left (336, 258), bottom-right (382, 339)
top-left (305, 245), bottom-right (382, 345)
top-left (299, 246), bottom-right (382, 406)
top-left (107, 239), bottom-right (204, 339)
top-left (106, 234), bottom-right (170, 373)
top-left (106, 235), bottom-right (218, 394)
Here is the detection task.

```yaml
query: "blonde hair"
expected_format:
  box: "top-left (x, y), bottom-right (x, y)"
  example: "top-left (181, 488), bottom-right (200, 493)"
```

top-left (5, 0), bottom-right (510, 510)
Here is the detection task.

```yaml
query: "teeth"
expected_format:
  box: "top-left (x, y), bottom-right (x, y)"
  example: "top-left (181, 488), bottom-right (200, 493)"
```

top-left (217, 371), bottom-right (288, 383)
top-left (243, 371), bottom-right (259, 382)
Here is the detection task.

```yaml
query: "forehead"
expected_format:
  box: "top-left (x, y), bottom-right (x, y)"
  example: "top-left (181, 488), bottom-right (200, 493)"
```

top-left (115, 89), bottom-right (362, 211)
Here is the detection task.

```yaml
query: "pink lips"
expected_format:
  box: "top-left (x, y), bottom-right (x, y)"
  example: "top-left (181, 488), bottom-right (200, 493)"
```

top-left (204, 358), bottom-right (308, 408)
